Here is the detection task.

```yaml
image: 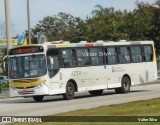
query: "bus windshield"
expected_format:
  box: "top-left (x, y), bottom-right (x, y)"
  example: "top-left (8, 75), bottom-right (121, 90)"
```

top-left (9, 54), bottom-right (47, 79)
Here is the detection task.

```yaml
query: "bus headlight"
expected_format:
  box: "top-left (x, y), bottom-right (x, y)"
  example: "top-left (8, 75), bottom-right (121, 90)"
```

top-left (35, 82), bottom-right (46, 90)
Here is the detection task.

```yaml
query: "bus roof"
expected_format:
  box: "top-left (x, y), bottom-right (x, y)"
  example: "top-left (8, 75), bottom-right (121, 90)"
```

top-left (9, 40), bottom-right (153, 50)
top-left (46, 40), bottom-right (154, 49)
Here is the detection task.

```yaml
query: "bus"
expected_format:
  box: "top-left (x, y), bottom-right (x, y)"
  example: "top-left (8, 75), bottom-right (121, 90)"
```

top-left (8, 40), bottom-right (157, 101)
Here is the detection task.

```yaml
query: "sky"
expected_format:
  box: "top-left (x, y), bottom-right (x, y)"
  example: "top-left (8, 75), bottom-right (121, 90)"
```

top-left (0, 0), bottom-right (156, 37)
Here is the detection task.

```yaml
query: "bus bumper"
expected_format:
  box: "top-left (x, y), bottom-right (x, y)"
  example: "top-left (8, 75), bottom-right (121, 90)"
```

top-left (9, 83), bottom-right (49, 97)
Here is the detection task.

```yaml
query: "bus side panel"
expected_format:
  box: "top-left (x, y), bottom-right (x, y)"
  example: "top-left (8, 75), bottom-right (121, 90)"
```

top-left (107, 66), bottom-right (120, 89)
top-left (49, 68), bottom-right (73, 95)
top-left (153, 61), bottom-right (158, 80)
top-left (54, 67), bottom-right (92, 94)
top-left (107, 65), bottom-right (126, 88)
top-left (130, 62), bottom-right (156, 86)
top-left (131, 63), bottom-right (145, 85)
top-left (143, 62), bottom-right (157, 82)
top-left (49, 72), bottom-right (62, 94)
top-left (72, 67), bottom-right (91, 91)
top-left (90, 65), bottom-right (108, 90)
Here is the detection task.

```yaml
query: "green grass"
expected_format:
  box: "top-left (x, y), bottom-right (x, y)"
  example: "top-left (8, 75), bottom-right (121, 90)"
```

top-left (56, 98), bottom-right (160, 116)
top-left (7, 98), bottom-right (160, 125)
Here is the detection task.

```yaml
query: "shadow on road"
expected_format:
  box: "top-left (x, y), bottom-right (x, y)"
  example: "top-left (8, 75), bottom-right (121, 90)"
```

top-left (0, 89), bottom-right (150, 104)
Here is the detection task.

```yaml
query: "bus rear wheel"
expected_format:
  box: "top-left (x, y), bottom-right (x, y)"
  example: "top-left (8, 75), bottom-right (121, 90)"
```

top-left (33, 96), bottom-right (44, 102)
top-left (115, 76), bottom-right (131, 94)
top-left (63, 81), bottom-right (75, 100)
top-left (89, 90), bottom-right (103, 96)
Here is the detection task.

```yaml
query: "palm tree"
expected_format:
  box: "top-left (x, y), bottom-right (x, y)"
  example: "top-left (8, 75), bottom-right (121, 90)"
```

top-left (91, 4), bottom-right (114, 16)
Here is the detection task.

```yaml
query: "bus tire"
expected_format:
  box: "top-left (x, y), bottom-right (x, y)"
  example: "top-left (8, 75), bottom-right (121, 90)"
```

top-left (33, 96), bottom-right (44, 102)
top-left (89, 90), bottom-right (103, 96)
top-left (115, 76), bottom-right (131, 94)
top-left (63, 81), bottom-right (75, 100)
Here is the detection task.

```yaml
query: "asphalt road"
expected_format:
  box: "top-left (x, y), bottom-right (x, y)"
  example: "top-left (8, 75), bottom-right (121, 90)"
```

top-left (0, 83), bottom-right (160, 116)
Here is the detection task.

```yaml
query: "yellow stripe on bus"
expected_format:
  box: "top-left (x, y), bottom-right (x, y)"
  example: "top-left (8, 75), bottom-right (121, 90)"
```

top-left (152, 44), bottom-right (157, 62)
top-left (56, 44), bottom-right (67, 48)
top-left (10, 79), bottom-right (45, 88)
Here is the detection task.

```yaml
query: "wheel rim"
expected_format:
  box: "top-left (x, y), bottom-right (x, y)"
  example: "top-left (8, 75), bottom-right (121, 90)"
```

top-left (123, 78), bottom-right (130, 90)
top-left (124, 81), bottom-right (128, 89)
top-left (67, 86), bottom-right (73, 96)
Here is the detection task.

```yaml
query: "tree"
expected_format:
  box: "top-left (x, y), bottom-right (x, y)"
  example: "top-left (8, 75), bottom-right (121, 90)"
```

top-left (89, 6), bottom-right (130, 41)
top-left (149, 1), bottom-right (160, 55)
top-left (91, 4), bottom-right (114, 16)
top-left (0, 22), bottom-right (16, 39)
top-left (0, 22), bottom-right (15, 75)
top-left (0, 22), bottom-right (6, 39)
top-left (30, 12), bottom-right (86, 43)
top-left (27, 0), bottom-right (160, 55)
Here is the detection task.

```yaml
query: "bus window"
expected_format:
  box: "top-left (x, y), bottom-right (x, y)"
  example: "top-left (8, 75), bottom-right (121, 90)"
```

top-left (118, 46), bottom-right (131, 64)
top-left (61, 49), bottom-right (76, 67)
top-left (9, 55), bottom-right (47, 79)
top-left (76, 49), bottom-right (90, 66)
top-left (106, 47), bottom-right (118, 64)
top-left (143, 45), bottom-right (153, 62)
top-left (89, 48), bottom-right (104, 65)
top-left (47, 56), bottom-right (60, 78)
top-left (131, 46), bottom-right (142, 63)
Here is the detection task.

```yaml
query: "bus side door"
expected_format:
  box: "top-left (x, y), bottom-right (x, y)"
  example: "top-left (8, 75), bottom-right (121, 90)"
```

top-left (90, 48), bottom-right (107, 90)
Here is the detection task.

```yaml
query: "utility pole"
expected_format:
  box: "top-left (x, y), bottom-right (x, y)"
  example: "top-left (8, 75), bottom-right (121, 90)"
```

top-left (27, 0), bottom-right (31, 44)
top-left (4, 0), bottom-right (12, 51)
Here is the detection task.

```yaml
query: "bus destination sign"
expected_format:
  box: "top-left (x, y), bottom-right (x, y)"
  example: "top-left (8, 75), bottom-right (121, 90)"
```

top-left (9, 46), bottom-right (44, 55)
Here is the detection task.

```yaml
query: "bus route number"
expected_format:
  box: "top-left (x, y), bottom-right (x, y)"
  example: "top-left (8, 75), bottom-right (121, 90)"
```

top-left (71, 71), bottom-right (82, 76)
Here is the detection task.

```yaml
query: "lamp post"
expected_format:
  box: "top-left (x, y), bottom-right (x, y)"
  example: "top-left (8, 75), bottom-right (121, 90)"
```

top-left (27, 0), bottom-right (31, 44)
top-left (4, 0), bottom-right (12, 51)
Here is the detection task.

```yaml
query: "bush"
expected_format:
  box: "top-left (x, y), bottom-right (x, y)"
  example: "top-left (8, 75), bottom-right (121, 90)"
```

top-left (1, 81), bottom-right (9, 90)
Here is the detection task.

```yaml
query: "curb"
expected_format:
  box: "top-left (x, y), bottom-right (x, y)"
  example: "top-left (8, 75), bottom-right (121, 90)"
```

top-left (0, 91), bottom-right (10, 99)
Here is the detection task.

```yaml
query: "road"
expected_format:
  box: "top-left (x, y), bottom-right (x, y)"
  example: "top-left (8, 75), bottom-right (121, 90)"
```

top-left (0, 83), bottom-right (160, 116)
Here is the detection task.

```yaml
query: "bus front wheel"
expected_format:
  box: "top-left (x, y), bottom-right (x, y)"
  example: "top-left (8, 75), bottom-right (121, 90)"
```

top-left (115, 76), bottom-right (131, 94)
top-left (63, 81), bottom-right (75, 100)
top-left (33, 96), bottom-right (44, 102)
top-left (89, 90), bottom-right (103, 96)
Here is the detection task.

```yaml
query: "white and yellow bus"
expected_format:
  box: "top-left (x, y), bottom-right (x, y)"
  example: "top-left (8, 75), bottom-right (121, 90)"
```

top-left (8, 40), bottom-right (157, 101)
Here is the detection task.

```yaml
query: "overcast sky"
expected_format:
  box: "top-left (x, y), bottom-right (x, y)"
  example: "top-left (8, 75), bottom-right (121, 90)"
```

top-left (0, 0), bottom-right (156, 36)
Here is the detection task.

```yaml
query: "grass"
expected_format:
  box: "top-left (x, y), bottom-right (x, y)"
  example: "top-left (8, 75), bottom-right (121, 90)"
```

top-left (6, 98), bottom-right (160, 125)
top-left (56, 98), bottom-right (160, 116)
